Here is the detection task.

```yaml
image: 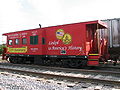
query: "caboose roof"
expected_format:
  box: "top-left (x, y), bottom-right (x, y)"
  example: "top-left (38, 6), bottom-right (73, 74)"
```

top-left (3, 20), bottom-right (107, 36)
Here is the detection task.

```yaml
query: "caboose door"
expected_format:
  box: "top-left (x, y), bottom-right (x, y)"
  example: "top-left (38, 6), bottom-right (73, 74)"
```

top-left (86, 24), bottom-right (99, 54)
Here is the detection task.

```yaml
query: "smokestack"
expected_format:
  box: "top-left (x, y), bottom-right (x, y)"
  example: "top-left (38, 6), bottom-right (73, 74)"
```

top-left (39, 24), bottom-right (41, 28)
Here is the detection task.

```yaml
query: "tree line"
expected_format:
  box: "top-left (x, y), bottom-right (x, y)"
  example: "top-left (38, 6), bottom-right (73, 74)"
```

top-left (0, 44), bottom-right (6, 55)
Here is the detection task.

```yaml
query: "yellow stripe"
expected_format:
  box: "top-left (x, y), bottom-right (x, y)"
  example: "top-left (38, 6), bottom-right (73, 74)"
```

top-left (88, 59), bottom-right (98, 60)
top-left (89, 54), bottom-right (99, 56)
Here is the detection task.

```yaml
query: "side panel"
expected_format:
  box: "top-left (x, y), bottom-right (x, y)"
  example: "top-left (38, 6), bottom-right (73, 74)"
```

top-left (27, 29), bottom-right (43, 55)
top-left (41, 29), bottom-right (47, 55)
top-left (6, 29), bottom-right (43, 56)
top-left (45, 23), bottom-right (86, 56)
top-left (102, 19), bottom-right (120, 56)
top-left (102, 19), bottom-right (120, 48)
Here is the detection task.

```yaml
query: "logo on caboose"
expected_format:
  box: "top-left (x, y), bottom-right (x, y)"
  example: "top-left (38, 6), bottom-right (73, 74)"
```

top-left (62, 33), bottom-right (72, 44)
top-left (56, 29), bottom-right (65, 39)
top-left (56, 29), bottom-right (72, 44)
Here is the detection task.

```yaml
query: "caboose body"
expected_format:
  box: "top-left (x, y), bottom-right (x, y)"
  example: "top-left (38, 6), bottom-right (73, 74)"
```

top-left (3, 20), bottom-right (108, 67)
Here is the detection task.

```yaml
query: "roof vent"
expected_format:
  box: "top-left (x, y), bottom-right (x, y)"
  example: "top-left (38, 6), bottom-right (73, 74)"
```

top-left (39, 24), bottom-right (41, 28)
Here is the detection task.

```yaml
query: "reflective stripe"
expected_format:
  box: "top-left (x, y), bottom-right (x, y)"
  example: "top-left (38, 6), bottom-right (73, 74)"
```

top-left (89, 54), bottom-right (99, 56)
top-left (88, 59), bottom-right (98, 60)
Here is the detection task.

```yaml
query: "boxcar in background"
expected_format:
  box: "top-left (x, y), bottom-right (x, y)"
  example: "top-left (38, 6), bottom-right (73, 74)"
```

top-left (101, 18), bottom-right (120, 60)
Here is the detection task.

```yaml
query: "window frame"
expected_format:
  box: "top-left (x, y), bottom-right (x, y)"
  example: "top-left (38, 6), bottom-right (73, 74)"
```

top-left (15, 39), bottom-right (20, 45)
top-left (8, 39), bottom-right (13, 45)
top-left (30, 35), bottom-right (38, 45)
top-left (42, 37), bottom-right (45, 45)
top-left (22, 38), bottom-right (27, 45)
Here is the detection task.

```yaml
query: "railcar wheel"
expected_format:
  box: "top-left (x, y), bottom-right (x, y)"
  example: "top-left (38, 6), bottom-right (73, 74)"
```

top-left (80, 59), bottom-right (87, 67)
top-left (17, 57), bottom-right (21, 64)
top-left (68, 59), bottom-right (87, 68)
top-left (55, 59), bottom-right (63, 67)
top-left (62, 59), bottom-right (69, 68)
top-left (68, 59), bottom-right (81, 68)
top-left (9, 57), bottom-right (17, 63)
top-left (17, 57), bottom-right (25, 64)
top-left (13, 57), bottom-right (19, 64)
top-left (9, 57), bottom-right (14, 63)
top-left (22, 57), bottom-right (26, 64)
top-left (9, 57), bottom-right (18, 64)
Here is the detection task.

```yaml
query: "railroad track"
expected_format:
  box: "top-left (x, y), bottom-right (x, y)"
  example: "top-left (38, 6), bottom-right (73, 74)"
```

top-left (0, 63), bottom-right (120, 87)
top-left (0, 62), bottom-right (120, 76)
top-left (0, 59), bottom-right (120, 71)
top-left (0, 67), bottom-right (119, 87)
top-left (100, 66), bottom-right (120, 69)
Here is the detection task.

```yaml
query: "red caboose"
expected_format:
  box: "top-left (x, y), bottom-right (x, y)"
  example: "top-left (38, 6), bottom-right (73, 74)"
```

top-left (3, 20), bottom-right (108, 67)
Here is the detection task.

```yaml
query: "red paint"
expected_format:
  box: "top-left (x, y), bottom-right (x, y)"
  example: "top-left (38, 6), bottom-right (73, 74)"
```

top-left (87, 60), bottom-right (99, 66)
top-left (3, 20), bottom-right (108, 66)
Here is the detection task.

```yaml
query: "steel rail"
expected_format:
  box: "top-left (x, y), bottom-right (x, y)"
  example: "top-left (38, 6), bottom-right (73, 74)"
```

top-left (0, 63), bottom-right (120, 76)
top-left (18, 64), bottom-right (120, 76)
top-left (0, 67), bottom-right (119, 86)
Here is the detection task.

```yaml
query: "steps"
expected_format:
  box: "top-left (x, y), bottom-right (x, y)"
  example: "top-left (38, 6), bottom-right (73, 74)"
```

top-left (87, 54), bottom-right (100, 66)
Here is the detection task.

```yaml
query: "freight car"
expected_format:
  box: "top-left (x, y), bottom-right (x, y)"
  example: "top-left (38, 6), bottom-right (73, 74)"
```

top-left (99, 18), bottom-right (120, 64)
top-left (2, 20), bottom-right (108, 67)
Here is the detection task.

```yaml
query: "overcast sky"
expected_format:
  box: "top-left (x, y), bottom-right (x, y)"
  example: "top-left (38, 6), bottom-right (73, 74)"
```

top-left (0, 0), bottom-right (120, 44)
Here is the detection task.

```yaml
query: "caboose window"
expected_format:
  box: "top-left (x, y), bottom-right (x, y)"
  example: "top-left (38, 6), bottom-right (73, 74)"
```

top-left (30, 35), bottom-right (38, 45)
top-left (42, 37), bottom-right (45, 45)
top-left (15, 39), bottom-right (19, 45)
top-left (8, 40), bottom-right (12, 45)
top-left (22, 38), bottom-right (27, 44)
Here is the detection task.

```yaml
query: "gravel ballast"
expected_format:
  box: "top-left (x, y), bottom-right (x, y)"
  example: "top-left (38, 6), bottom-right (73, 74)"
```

top-left (0, 71), bottom-right (119, 90)
top-left (0, 59), bottom-right (120, 90)
top-left (0, 72), bottom-right (69, 90)
top-left (0, 65), bottom-right (120, 82)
